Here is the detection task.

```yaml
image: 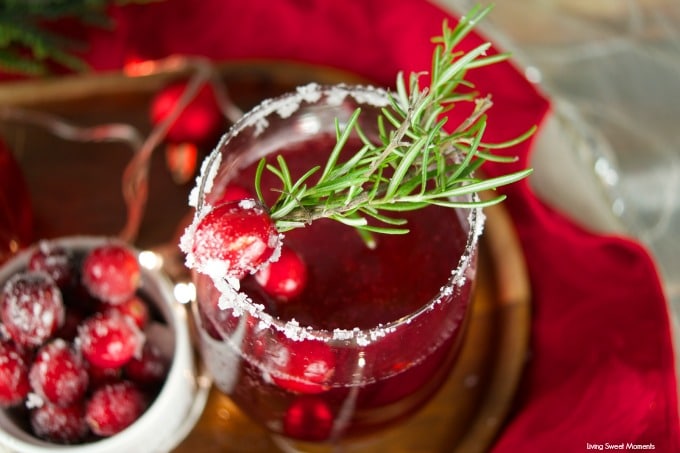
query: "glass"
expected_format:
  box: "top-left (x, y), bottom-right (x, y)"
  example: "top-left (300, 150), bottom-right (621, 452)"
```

top-left (445, 0), bottom-right (680, 384)
top-left (187, 84), bottom-right (484, 447)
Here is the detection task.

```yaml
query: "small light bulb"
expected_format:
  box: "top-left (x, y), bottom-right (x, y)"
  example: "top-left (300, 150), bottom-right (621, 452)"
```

top-left (139, 250), bottom-right (163, 270)
top-left (174, 282), bottom-right (196, 304)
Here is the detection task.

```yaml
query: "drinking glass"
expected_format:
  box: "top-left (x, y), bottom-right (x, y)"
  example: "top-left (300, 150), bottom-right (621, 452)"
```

top-left (187, 83), bottom-right (484, 448)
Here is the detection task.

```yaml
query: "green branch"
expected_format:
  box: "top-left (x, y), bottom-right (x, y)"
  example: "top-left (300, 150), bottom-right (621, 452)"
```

top-left (256, 5), bottom-right (535, 239)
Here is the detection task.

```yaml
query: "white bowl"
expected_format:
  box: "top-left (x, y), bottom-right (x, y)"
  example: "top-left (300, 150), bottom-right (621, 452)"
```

top-left (0, 236), bottom-right (209, 453)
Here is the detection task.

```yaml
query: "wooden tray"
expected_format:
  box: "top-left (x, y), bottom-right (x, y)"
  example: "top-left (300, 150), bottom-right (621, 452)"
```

top-left (0, 61), bottom-right (530, 453)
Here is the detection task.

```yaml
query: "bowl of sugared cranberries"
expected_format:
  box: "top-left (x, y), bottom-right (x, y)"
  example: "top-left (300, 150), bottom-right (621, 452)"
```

top-left (0, 237), bottom-right (207, 453)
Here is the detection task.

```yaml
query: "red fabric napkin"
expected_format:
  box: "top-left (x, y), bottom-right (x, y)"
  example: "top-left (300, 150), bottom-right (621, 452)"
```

top-left (21, 0), bottom-right (680, 450)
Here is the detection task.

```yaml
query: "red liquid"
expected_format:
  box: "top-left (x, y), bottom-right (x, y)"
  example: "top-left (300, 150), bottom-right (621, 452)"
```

top-left (195, 135), bottom-right (476, 441)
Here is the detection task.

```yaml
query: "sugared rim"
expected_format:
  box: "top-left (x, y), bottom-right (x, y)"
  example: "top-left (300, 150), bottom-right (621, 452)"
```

top-left (181, 83), bottom-right (486, 345)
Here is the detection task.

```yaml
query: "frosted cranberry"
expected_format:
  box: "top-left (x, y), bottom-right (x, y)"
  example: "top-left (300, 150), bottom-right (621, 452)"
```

top-left (124, 342), bottom-right (169, 387)
top-left (283, 396), bottom-right (333, 441)
top-left (29, 338), bottom-right (89, 407)
top-left (0, 340), bottom-right (30, 407)
top-left (103, 295), bottom-right (149, 329)
top-left (27, 242), bottom-right (75, 288)
top-left (265, 334), bottom-right (336, 394)
top-left (30, 401), bottom-right (89, 444)
top-left (255, 246), bottom-right (308, 301)
top-left (78, 311), bottom-right (144, 369)
top-left (190, 201), bottom-right (280, 278)
top-left (81, 243), bottom-right (140, 304)
top-left (1, 271), bottom-right (65, 347)
top-left (85, 381), bottom-right (147, 436)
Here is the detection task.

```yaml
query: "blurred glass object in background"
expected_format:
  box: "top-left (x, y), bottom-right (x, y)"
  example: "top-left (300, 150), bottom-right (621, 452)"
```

top-left (438, 0), bottom-right (680, 388)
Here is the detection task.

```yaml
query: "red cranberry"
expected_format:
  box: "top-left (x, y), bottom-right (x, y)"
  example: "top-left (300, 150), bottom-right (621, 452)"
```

top-left (1, 271), bottom-right (65, 347)
top-left (27, 242), bottom-right (75, 288)
top-left (283, 396), bottom-right (333, 441)
top-left (255, 246), bottom-right (308, 301)
top-left (81, 243), bottom-right (140, 304)
top-left (30, 401), bottom-right (89, 444)
top-left (149, 80), bottom-right (222, 144)
top-left (216, 184), bottom-right (253, 204)
top-left (103, 295), bottom-right (149, 329)
top-left (78, 311), bottom-right (144, 369)
top-left (190, 201), bottom-right (280, 278)
top-left (85, 381), bottom-right (147, 437)
top-left (0, 340), bottom-right (30, 407)
top-left (124, 342), bottom-right (169, 387)
top-left (264, 333), bottom-right (336, 394)
top-left (29, 338), bottom-right (89, 407)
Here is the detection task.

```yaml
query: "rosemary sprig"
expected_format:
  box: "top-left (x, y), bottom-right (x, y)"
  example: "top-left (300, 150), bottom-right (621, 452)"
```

top-left (255, 5), bottom-right (535, 237)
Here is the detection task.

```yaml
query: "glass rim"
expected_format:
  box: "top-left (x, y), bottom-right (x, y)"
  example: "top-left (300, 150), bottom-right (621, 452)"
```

top-left (186, 83), bottom-right (486, 344)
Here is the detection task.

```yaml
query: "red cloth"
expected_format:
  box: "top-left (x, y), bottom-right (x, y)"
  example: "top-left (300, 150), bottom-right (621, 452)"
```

top-left (32, 0), bottom-right (680, 450)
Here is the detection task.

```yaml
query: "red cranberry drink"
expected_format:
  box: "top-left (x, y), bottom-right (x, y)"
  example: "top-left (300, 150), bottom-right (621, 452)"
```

top-left (182, 85), bottom-right (483, 442)
top-left (181, 8), bottom-right (532, 444)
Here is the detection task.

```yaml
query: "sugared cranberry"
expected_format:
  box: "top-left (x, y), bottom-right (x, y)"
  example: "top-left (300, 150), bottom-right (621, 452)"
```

top-left (30, 401), bottom-right (89, 444)
top-left (124, 342), bottom-right (169, 387)
top-left (85, 381), bottom-right (147, 436)
top-left (1, 271), bottom-right (65, 347)
top-left (29, 338), bottom-right (89, 407)
top-left (27, 242), bottom-right (75, 288)
top-left (255, 246), bottom-right (307, 301)
top-left (103, 295), bottom-right (149, 329)
top-left (265, 334), bottom-right (336, 394)
top-left (283, 396), bottom-right (334, 441)
top-left (189, 200), bottom-right (280, 277)
top-left (78, 311), bottom-right (144, 369)
top-left (81, 243), bottom-right (140, 304)
top-left (0, 340), bottom-right (30, 407)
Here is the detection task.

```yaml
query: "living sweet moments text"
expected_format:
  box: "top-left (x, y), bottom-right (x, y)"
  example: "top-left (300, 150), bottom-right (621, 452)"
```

top-left (586, 443), bottom-right (655, 451)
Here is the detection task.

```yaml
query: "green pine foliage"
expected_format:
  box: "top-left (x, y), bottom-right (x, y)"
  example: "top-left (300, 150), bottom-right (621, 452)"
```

top-left (0, 0), bottom-right (157, 76)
